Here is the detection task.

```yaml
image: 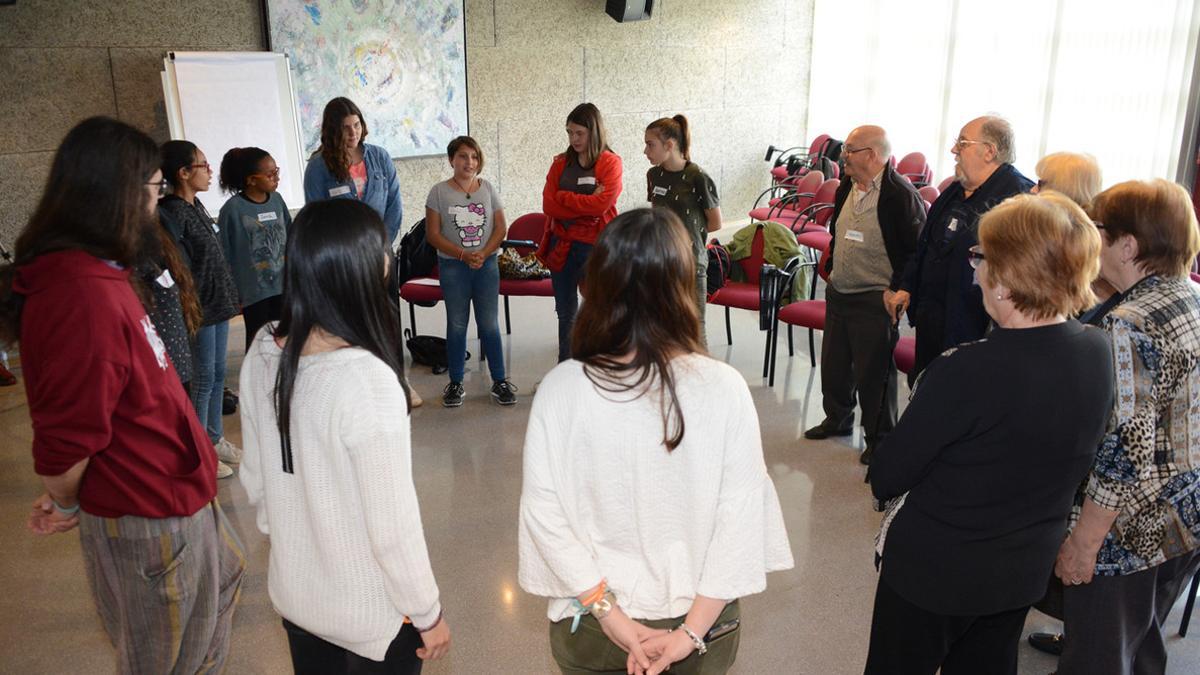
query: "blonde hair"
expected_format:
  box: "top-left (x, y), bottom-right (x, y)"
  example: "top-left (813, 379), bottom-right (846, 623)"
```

top-left (978, 192), bottom-right (1100, 320)
top-left (1089, 179), bottom-right (1200, 278)
top-left (1035, 152), bottom-right (1102, 207)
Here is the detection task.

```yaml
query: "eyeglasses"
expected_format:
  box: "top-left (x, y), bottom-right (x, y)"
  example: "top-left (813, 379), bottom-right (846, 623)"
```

top-left (843, 146), bottom-right (870, 155)
top-left (953, 138), bottom-right (993, 152)
top-left (967, 245), bottom-right (986, 269)
top-left (189, 162), bottom-right (211, 172)
top-left (147, 179), bottom-right (170, 197)
top-left (253, 168), bottom-right (281, 179)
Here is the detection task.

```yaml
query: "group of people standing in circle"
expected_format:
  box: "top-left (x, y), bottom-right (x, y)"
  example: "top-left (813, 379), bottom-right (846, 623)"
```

top-left (9, 91), bottom-right (794, 675)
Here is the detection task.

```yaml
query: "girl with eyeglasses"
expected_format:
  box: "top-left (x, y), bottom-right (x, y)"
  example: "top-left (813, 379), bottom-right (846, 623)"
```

top-left (160, 140), bottom-right (243, 478)
top-left (217, 147), bottom-right (291, 353)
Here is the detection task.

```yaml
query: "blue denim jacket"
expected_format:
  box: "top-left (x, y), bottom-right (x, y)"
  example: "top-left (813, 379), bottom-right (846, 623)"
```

top-left (303, 143), bottom-right (403, 242)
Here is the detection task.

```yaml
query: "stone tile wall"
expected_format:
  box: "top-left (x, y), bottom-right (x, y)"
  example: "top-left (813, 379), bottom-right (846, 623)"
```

top-left (0, 0), bottom-right (813, 244)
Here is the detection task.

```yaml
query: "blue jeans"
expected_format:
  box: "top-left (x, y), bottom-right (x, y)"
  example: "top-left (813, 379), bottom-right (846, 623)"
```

top-left (440, 255), bottom-right (505, 383)
top-left (550, 242), bottom-right (593, 362)
top-left (190, 321), bottom-right (229, 443)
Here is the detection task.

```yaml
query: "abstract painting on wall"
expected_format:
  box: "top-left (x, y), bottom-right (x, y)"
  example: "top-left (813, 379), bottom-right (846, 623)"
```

top-left (267, 0), bottom-right (468, 159)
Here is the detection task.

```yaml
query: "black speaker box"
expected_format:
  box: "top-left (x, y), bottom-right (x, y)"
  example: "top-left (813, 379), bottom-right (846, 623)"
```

top-left (606, 0), bottom-right (654, 23)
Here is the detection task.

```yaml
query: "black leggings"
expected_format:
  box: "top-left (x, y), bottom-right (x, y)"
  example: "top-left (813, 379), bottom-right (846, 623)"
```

top-left (282, 619), bottom-right (423, 675)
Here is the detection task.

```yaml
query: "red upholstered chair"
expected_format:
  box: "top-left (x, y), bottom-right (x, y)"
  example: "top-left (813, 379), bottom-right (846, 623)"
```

top-left (896, 152), bottom-right (932, 187)
top-left (749, 171), bottom-right (823, 226)
top-left (937, 175), bottom-right (957, 193)
top-left (708, 224), bottom-right (771, 348)
top-left (498, 213), bottom-right (554, 334)
top-left (762, 241), bottom-right (831, 384)
top-left (796, 228), bottom-right (832, 252)
top-left (399, 265), bottom-right (442, 334)
top-left (788, 178), bottom-right (841, 233)
top-left (893, 335), bottom-right (916, 375)
top-left (918, 185), bottom-right (940, 205)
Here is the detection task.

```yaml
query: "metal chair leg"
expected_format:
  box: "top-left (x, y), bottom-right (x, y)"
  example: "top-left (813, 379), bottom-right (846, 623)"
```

top-left (408, 302), bottom-right (417, 335)
top-left (808, 327), bottom-right (816, 368)
top-left (725, 306), bottom-right (732, 345)
top-left (1181, 567), bottom-right (1200, 637)
top-left (768, 317), bottom-right (781, 387)
top-left (787, 324), bottom-right (794, 356)
top-left (504, 295), bottom-right (511, 335)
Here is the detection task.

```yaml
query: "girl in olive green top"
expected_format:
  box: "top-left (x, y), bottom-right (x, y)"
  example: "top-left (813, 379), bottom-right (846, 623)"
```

top-left (644, 115), bottom-right (723, 333)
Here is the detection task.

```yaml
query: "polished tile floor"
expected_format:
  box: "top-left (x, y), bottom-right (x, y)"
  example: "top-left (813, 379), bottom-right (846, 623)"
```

top-left (1, 296), bottom-right (1197, 674)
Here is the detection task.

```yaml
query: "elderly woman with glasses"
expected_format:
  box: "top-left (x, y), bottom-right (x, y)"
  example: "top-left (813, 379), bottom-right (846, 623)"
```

top-left (1051, 179), bottom-right (1200, 675)
top-left (865, 193), bottom-right (1114, 675)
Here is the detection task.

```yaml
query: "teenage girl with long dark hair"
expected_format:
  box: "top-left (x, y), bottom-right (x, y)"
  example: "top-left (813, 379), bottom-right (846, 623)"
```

top-left (239, 199), bottom-right (450, 674)
top-left (160, 140), bottom-right (242, 476)
top-left (2, 116), bottom-right (244, 672)
top-left (519, 208), bottom-right (792, 675)
top-left (537, 102), bottom-right (623, 362)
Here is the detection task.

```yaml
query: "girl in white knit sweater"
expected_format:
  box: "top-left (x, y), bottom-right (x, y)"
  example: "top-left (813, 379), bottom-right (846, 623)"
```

top-left (518, 208), bottom-right (793, 675)
top-left (239, 199), bottom-right (450, 674)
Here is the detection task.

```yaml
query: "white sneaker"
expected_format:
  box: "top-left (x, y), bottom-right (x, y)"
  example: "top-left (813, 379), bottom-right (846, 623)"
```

top-left (410, 387), bottom-right (424, 408)
top-left (216, 461), bottom-right (234, 479)
top-left (214, 437), bottom-right (243, 464)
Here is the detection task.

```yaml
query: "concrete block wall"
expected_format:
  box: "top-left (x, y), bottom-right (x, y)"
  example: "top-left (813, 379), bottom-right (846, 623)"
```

top-left (0, 0), bottom-right (813, 244)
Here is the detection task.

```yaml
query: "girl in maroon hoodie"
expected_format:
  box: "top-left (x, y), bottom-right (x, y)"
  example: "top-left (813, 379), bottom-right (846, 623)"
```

top-left (0, 117), bottom-right (245, 673)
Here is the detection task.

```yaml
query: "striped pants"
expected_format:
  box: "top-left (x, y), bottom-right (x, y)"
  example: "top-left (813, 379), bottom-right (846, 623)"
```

top-left (79, 500), bottom-right (246, 674)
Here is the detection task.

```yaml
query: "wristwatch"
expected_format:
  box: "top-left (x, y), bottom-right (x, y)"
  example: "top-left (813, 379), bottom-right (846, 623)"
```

top-left (588, 590), bottom-right (617, 620)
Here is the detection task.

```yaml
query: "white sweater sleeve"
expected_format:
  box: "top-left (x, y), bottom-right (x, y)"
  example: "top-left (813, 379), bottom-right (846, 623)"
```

top-left (237, 343), bottom-right (269, 536)
top-left (697, 380), bottom-right (794, 599)
top-left (518, 393), bottom-right (603, 599)
top-left (343, 368), bottom-right (442, 628)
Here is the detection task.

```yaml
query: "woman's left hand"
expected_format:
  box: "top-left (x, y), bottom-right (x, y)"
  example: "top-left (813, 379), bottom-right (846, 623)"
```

top-left (595, 607), bottom-right (655, 673)
top-left (1055, 534), bottom-right (1100, 586)
top-left (640, 629), bottom-right (696, 675)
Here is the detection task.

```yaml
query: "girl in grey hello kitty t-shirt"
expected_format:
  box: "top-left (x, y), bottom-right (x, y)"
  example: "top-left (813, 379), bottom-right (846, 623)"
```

top-left (423, 136), bottom-right (518, 408)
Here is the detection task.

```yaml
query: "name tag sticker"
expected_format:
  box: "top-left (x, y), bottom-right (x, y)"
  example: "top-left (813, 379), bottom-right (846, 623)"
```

top-left (948, 217), bottom-right (959, 232)
top-left (577, 176), bottom-right (597, 186)
top-left (155, 269), bottom-right (176, 289)
top-left (329, 185), bottom-right (351, 197)
top-left (211, 221), bottom-right (220, 233)
top-left (652, 185), bottom-right (669, 197)
top-left (258, 211), bottom-right (278, 222)
top-left (845, 229), bottom-right (865, 243)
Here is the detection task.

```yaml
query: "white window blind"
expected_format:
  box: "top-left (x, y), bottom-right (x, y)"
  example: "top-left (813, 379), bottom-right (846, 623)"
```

top-left (806, 0), bottom-right (1200, 186)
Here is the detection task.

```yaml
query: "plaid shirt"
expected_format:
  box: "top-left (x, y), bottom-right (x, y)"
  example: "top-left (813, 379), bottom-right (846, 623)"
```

top-left (1075, 275), bottom-right (1200, 575)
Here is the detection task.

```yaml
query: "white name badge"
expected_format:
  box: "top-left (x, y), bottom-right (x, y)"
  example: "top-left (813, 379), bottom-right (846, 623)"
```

top-left (652, 185), bottom-right (669, 197)
top-left (577, 176), bottom-right (596, 186)
top-left (948, 217), bottom-right (959, 232)
top-left (329, 185), bottom-right (351, 197)
top-left (258, 211), bottom-right (278, 222)
top-left (845, 229), bottom-right (865, 243)
top-left (155, 269), bottom-right (176, 289)
top-left (211, 221), bottom-right (220, 233)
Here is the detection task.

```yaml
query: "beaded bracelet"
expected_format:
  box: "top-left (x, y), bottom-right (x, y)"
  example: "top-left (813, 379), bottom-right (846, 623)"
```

top-left (677, 622), bottom-right (707, 656)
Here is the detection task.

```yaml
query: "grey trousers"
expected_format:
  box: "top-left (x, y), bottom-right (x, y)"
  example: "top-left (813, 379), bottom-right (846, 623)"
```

top-left (819, 286), bottom-right (897, 445)
top-left (79, 500), bottom-right (247, 675)
top-left (1059, 548), bottom-right (1200, 675)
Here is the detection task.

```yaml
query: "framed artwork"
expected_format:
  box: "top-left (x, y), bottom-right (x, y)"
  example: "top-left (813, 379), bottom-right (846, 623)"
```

top-left (264, 0), bottom-right (469, 159)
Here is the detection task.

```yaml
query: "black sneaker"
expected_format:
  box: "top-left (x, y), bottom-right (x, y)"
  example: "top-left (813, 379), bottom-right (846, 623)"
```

top-left (222, 388), bottom-right (238, 415)
top-left (442, 381), bottom-right (465, 408)
top-left (491, 380), bottom-right (518, 406)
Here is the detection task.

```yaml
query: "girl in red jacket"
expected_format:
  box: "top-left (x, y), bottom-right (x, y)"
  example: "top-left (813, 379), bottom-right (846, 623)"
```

top-left (537, 103), bottom-right (623, 362)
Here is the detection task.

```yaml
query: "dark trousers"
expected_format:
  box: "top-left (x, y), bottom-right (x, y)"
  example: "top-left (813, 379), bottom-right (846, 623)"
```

top-left (864, 578), bottom-right (1028, 675)
top-left (1059, 548), bottom-right (1200, 675)
top-left (910, 303), bottom-right (946, 387)
top-left (283, 619), bottom-right (423, 675)
top-left (242, 294), bottom-right (283, 352)
top-left (550, 242), bottom-right (593, 362)
top-left (820, 286), bottom-right (897, 445)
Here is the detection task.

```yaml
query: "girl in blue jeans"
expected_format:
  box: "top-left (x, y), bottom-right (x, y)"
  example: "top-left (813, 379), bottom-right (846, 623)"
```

top-left (423, 136), bottom-right (517, 408)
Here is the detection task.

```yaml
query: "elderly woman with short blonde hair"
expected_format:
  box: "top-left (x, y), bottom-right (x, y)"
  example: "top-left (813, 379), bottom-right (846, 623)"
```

top-left (866, 193), bottom-right (1114, 674)
top-left (1054, 179), bottom-right (1200, 675)
top-left (1034, 152), bottom-right (1102, 207)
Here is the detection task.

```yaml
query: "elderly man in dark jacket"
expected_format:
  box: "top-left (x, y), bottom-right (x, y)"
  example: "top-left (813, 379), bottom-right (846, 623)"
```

top-left (891, 115), bottom-right (1034, 382)
top-left (803, 125), bottom-right (925, 465)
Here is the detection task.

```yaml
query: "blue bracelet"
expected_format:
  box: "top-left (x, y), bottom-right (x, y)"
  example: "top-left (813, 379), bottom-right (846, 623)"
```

top-left (51, 499), bottom-right (80, 516)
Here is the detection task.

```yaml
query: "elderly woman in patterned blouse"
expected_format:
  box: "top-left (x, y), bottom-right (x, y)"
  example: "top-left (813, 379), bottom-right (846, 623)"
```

top-left (1054, 178), bottom-right (1200, 675)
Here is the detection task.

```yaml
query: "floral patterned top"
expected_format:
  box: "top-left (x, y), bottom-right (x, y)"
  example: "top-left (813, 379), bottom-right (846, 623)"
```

top-left (1075, 275), bottom-right (1200, 575)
